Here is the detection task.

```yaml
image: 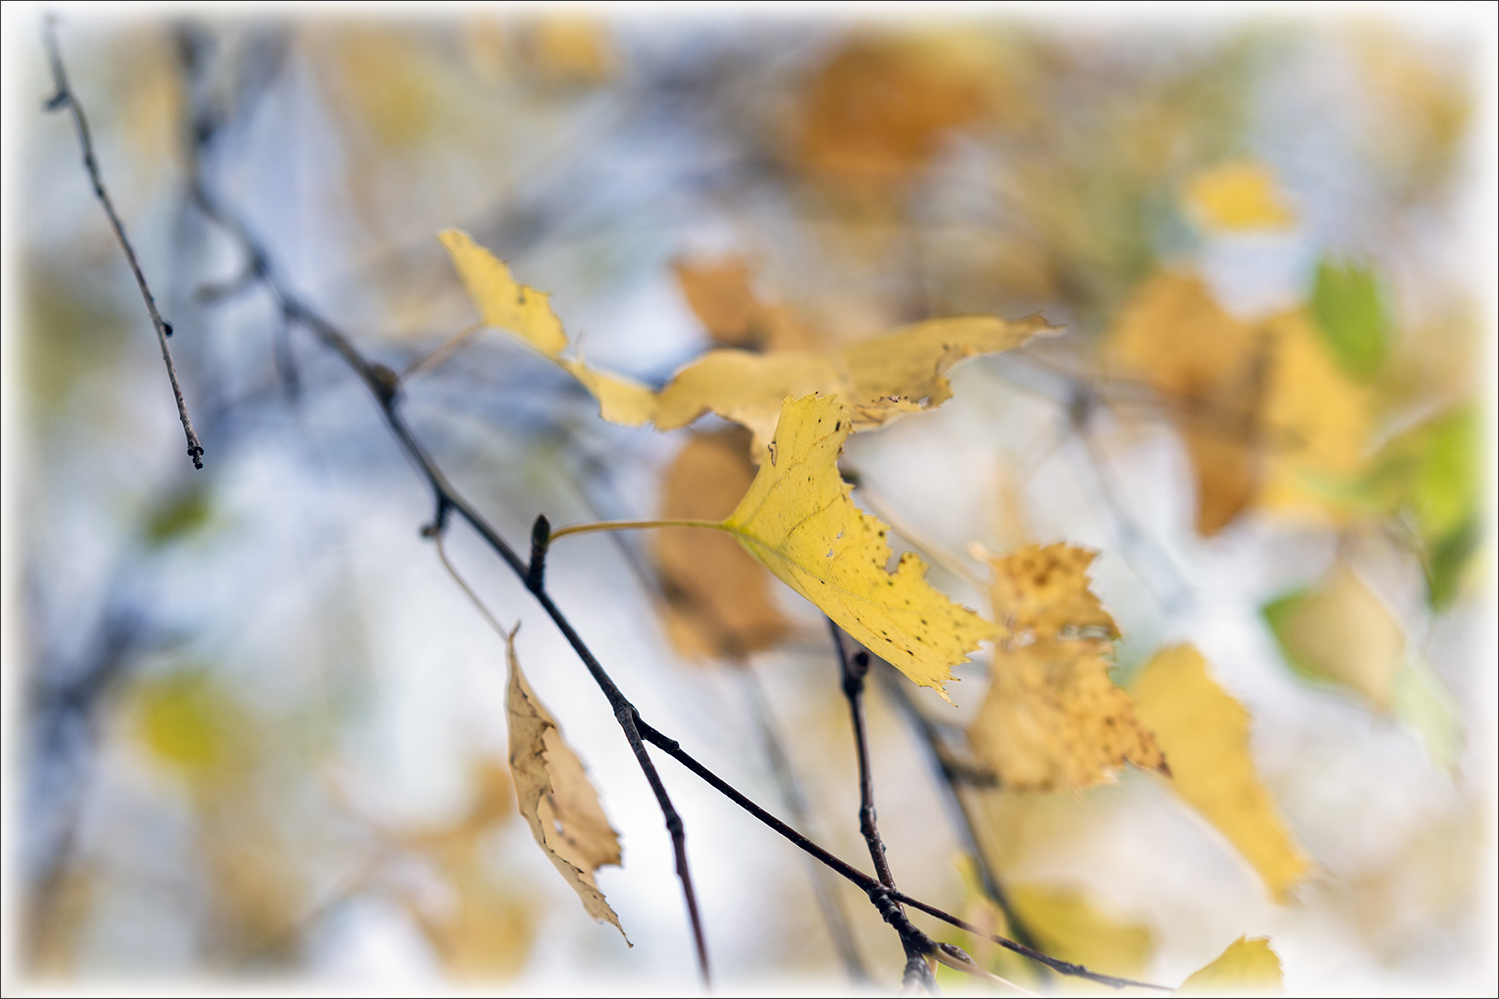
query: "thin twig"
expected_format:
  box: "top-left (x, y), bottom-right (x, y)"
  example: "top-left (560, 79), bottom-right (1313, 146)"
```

top-left (43, 18), bottom-right (204, 469)
top-left (934, 942), bottom-right (1037, 995)
top-left (548, 518), bottom-right (725, 542)
top-left (180, 168), bottom-right (714, 988)
top-left (831, 623), bottom-right (900, 892)
top-left (873, 663), bottom-right (1045, 957)
top-left (632, 717), bottom-right (1169, 992)
top-left (831, 621), bottom-right (937, 993)
top-left (738, 664), bottom-right (869, 984)
top-left (400, 322), bottom-right (483, 379)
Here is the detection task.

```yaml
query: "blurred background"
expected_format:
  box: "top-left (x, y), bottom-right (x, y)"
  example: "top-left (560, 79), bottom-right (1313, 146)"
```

top-left (3, 4), bottom-right (1494, 994)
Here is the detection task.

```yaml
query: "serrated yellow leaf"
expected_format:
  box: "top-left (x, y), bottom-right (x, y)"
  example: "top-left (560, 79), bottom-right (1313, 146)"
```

top-left (657, 315), bottom-right (1057, 453)
top-left (989, 543), bottom-right (1121, 640)
top-left (1133, 646), bottom-right (1312, 902)
top-left (505, 628), bottom-right (628, 940)
top-left (1186, 161), bottom-right (1297, 231)
top-left (1180, 936), bottom-right (1284, 995)
top-left (440, 229), bottom-right (655, 426)
top-left (970, 545), bottom-right (1164, 791)
top-left (971, 638), bottom-right (1166, 792)
top-left (721, 394), bottom-right (996, 694)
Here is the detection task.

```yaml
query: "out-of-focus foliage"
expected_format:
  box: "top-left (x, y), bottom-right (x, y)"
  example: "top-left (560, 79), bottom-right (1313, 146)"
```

top-left (1132, 646), bottom-right (1312, 903)
top-left (1180, 935), bottom-right (1284, 995)
top-left (968, 543), bottom-right (1166, 792)
top-left (7, 6), bottom-right (1491, 995)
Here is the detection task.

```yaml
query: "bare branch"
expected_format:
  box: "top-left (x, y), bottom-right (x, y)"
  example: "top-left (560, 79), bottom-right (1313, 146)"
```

top-left (43, 18), bottom-right (205, 469)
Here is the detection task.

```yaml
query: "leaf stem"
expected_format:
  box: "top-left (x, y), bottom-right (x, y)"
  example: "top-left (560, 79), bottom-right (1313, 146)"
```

top-left (548, 518), bottom-right (727, 541)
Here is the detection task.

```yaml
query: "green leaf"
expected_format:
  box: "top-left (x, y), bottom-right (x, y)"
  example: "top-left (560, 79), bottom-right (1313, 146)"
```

top-left (1310, 257), bottom-right (1390, 379)
top-left (1360, 405), bottom-right (1481, 608)
top-left (1392, 661), bottom-right (1462, 772)
top-left (145, 483), bottom-right (212, 546)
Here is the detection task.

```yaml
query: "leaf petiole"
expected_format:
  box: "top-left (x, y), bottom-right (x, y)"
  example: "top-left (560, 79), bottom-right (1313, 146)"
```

top-left (547, 518), bottom-right (728, 542)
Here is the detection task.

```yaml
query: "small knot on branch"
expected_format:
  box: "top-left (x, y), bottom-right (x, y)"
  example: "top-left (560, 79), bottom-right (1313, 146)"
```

top-left (162, 321), bottom-right (174, 337)
top-left (44, 90), bottom-right (69, 112)
top-left (367, 363), bottom-right (400, 406)
top-left (842, 648), bottom-right (871, 698)
top-left (421, 498), bottom-right (451, 539)
top-left (526, 515), bottom-right (551, 591)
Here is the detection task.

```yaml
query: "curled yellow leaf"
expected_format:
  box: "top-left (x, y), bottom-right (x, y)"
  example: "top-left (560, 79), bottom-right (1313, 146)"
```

top-left (657, 315), bottom-right (1057, 453)
top-left (440, 229), bottom-right (656, 426)
top-left (722, 394), bottom-right (997, 695)
top-left (1132, 646), bottom-right (1312, 902)
top-left (504, 627), bottom-right (628, 940)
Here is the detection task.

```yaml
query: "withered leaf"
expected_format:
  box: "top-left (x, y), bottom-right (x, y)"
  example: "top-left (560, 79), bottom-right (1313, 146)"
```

top-left (504, 628), bottom-right (627, 940)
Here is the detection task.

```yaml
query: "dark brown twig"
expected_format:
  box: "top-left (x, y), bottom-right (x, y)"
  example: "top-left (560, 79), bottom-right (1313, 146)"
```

top-left (829, 621), bottom-right (936, 992)
top-left (873, 662), bottom-right (1045, 958)
top-left (632, 717), bottom-right (1170, 992)
top-left (43, 18), bottom-right (204, 469)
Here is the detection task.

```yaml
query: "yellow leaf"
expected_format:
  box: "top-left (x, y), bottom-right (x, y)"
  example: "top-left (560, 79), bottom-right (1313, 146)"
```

top-left (1109, 272), bottom-right (1266, 535)
top-left (945, 857), bottom-right (1154, 991)
top-left (655, 429), bottom-right (788, 659)
top-left (440, 229), bottom-right (656, 426)
top-left (1186, 161), bottom-right (1297, 231)
top-left (133, 671), bottom-right (244, 780)
top-left (1008, 884), bottom-right (1154, 985)
top-left (1256, 310), bottom-right (1373, 518)
top-left (1180, 936), bottom-right (1284, 995)
top-left (658, 314), bottom-right (1056, 454)
top-left (792, 35), bottom-right (991, 191)
top-left (504, 628), bottom-right (628, 940)
top-left (520, 16), bottom-right (618, 87)
top-left (672, 256), bottom-right (818, 352)
top-left (655, 351), bottom-right (842, 452)
top-left (721, 394), bottom-right (996, 694)
top-left (989, 543), bottom-right (1121, 640)
top-left (1266, 566), bottom-right (1405, 710)
top-left (1133, 646), bottom-right (1312, 902)
top-left (673, 257), bottom-right (764, 347)
top-left (969, 545), bottom-right (1164, 791)
top-left (972, 637), bottom-right (1165, 792)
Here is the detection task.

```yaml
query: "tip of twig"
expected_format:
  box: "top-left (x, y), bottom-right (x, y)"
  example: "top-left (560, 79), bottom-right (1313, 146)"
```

top-left (188, 445), bottom-right (205, 470)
